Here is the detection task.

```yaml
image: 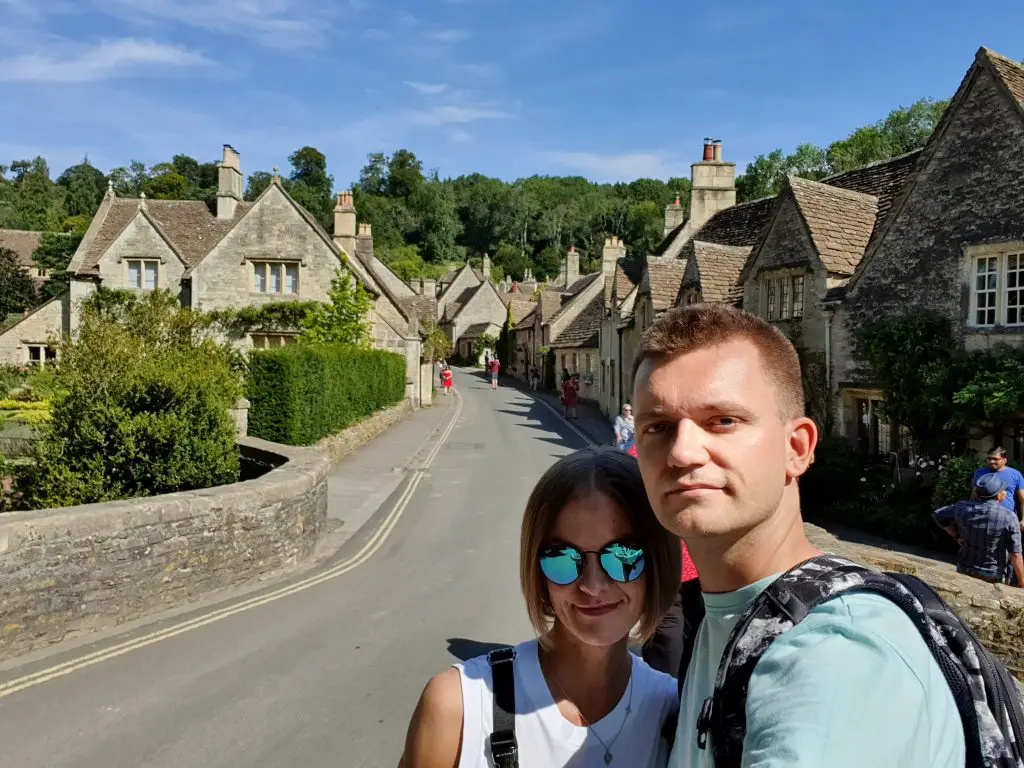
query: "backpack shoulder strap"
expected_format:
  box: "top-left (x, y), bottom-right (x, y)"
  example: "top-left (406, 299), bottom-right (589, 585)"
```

top-left (677, 577), bottom-right (707, 697)
top-left (487, 647), bottom-right (518, 768)
top-left (702, 554), bottom-right (873, 766)
top-left (703, 555), bottom-right (1024, 768)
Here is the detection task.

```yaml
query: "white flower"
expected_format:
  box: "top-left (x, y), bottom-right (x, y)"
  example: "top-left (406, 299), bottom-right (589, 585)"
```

top-left (860, 477), bottom-right (867, 482)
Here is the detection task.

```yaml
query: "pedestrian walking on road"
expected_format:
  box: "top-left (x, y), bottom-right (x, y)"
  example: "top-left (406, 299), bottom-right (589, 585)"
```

top-left (440, 365), bottom-right (453, 396)
top-left (399, 447), bottom-right (682, 768)
top-left (613, 403), bottom-right (635, 450)
top-left (488, 356), bottom-right (501, 390)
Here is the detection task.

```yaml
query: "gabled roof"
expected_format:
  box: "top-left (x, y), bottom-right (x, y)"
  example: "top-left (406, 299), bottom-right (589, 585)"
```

top-left (691, 196), bottom-right (776, 247)
top-left (75, 198), bottom-right (251, 274)
top-left (787, 176), bottom-right (879, 275)
top-left (651, 221), bottom-right (687, 257)
top-left (820, 149), bottom-right (922, 227)
top-left (548, 272), bottom-right (603, 326)
top-left (683, 241), bottom-right (752, 305)
top-left (538, 290), bottom-right (563, 322)
top-left (984, 47), bottom-right (1024, 112)
top-left (608, 258), bottom-right (644, 306)
top-left (505, 297), bottom-right (537, 325)
top-left (551, 293), bottom-right (602, 348)
top-left (847, 46), bottom-right (1024, 292)
top-left (646, 257), bottom-right (688, 311)
top-left (0, 229), bottom-right (44, 269)
top-left (462, 321), bottom-right (499, 338)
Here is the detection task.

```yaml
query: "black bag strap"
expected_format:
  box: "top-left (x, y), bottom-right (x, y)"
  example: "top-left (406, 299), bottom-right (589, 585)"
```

top-left (660, 578), bottom-right (707, 746)
top-left (488, 647), bottom-right (518, 768)
top-left (702, 555), bottom-right (997, 768)
top-left (677, 577), bottom-right (707, 696)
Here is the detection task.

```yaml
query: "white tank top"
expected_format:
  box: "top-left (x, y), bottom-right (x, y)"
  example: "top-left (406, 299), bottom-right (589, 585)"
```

top-left (455, 639), bottom-right (678, 768)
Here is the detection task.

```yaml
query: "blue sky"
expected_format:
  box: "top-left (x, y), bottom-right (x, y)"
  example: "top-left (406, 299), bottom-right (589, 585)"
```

top-left (1, 0), bottom-right (1022, 189)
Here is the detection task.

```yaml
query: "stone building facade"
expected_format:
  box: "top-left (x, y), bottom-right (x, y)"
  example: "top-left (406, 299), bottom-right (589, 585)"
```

top-left (831, 47), bottom-right (1024, 458)
top-left (0, 145), bottom-right (431, 405)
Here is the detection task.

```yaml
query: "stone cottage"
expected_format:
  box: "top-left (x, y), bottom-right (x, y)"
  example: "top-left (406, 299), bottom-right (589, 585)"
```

top-left (0, 229), bottom-right (48, 292)
top-left (0, 145), bottom-right (432, 405)
top-left (830, 47), bottom-right (1024, 458)
top-left (601, 140), bottom-right (774, 416)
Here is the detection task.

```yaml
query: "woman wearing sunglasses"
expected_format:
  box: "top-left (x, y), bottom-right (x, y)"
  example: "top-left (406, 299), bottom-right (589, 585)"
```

top-left (400, 447), bottom-right (681, 767)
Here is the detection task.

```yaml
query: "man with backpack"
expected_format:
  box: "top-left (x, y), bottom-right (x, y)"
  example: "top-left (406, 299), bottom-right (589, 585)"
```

top-left (631, 305), bottom-right (1023, 767)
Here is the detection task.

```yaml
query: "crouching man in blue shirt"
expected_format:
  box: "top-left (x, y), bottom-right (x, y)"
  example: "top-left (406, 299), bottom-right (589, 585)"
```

top-left (934, 473), bottom-right (1024, 586)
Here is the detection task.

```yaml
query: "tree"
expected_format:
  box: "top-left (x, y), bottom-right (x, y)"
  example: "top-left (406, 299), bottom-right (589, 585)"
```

top-left (288, 146), bottom-right (335, 232)
top-left (497, 301), bottom-right (515, 367)
top-left (32, 232), bottom-right (81, 299)
top-left (245, 171), bottom-right (273, 201)
top-left (385, 149), bottom-right (425, 199)
top-left (827, 99), bottom-right (948, 173)
top-left (409, 180), bottom-right (462, 263)
top-left (358, 152), bottom-right (388, 195)
top-left (0, 247), bottom-right (38, 316)
top-left (57, 159), bottom-right (106, 218)
top-left (300, 265), bottom-right (373, 346)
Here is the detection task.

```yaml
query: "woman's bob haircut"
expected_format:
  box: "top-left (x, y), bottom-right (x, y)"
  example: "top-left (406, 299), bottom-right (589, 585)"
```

top-left (520, 446), bottom-right (681, 646)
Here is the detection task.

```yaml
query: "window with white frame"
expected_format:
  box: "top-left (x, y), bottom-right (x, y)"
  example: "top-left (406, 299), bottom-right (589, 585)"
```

top-left (969, 246), bottom-right (1024, 327)
top-left (252, 261), bottom-right (299, 295)
top-left (25, 344), bottom-right (57, 367)
top-left (127, 260), bottom-right (158, 290)
top-left (760, 272), bottom-right (805, 321)
top-left (251, 333), bottom-right (298, 349)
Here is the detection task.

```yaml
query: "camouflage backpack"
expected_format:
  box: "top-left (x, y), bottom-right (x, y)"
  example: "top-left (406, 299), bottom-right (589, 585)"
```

top-left (674, 554), bottom-right (1024, 768)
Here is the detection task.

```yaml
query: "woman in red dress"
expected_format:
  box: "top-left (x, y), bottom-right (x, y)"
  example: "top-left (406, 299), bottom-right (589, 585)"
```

top-left (440, 366), bottom-right (453, 396)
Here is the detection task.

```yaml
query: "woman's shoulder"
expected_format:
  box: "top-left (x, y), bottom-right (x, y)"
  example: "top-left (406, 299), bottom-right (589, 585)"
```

top-left (401, 668), bottom-right (464, 768)
top-left (632, 654), bottom-right (679, 704)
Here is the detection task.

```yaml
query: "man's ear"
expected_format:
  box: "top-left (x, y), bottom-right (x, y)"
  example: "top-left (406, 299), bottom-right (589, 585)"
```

top-left (787, 416), bottom-right (818, 480)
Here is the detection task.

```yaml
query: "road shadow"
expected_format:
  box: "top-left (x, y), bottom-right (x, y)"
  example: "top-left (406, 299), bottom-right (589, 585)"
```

top-left (490, 399), bottom-right (591, 452)
top-left (446, 637), bottom-right (510, 661)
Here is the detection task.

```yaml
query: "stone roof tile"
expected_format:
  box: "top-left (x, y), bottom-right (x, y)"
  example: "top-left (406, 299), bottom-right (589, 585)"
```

top-left (688, 241), bottom-right (752, 305)
top-left (984, 47), bottom-right (1024, 111)
top-left (0, 229), bottom-right (44, 269)
top-left (646, 257), bottom-right (688, 311)
top-left (551, 293), bottom-right (602, 348)
top-left (788, 176), bottom-right (879, 275)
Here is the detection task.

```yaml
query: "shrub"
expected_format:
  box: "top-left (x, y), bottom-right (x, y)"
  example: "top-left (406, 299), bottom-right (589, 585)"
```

top-left (18, 290), bottom-right (242, 509)
top-left (247, 343), bottom-right (405, 445)
top-left (800, 435), bottom-right (865, 514)
top-left (931, 455), bottom-right (976, 510)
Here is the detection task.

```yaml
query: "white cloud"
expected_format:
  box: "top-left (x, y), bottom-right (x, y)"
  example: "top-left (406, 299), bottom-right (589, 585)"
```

top-left (409, 105), bottom-right (512, 126)
top-left (449, 129), bottom-right (473, 143)
top-left (545, 151), bottom-right (687, 182)
top-left (0, 38), bottom-right (215, 83)
top-left (426, 29), bottom-right (469, 43)
top-left (94, 0), bottom-right (334, 50)
top-left (404, 81), bottom-right (450, 95)
top-left (458, 62), bottom-right (500, 79)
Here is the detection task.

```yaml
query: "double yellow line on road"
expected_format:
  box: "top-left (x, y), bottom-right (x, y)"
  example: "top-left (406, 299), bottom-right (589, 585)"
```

top-left (0, 389), bottom-right (464, 700)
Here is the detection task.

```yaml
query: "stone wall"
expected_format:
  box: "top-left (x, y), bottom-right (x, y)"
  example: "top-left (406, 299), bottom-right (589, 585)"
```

top-left (316, 399), bottom-right (413, 463)
top-left (0, 437), bottom-right (329, 661)
top-left (96, 214), bottom-right (185, 295)
top-left (806, 523), bottom-right (1024, 678)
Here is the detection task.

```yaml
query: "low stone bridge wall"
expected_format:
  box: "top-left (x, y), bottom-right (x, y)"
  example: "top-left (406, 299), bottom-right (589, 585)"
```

top-left (0, 437), bottom-right (330, 661)
top-left (806, 524), bottom-right (1024, 678)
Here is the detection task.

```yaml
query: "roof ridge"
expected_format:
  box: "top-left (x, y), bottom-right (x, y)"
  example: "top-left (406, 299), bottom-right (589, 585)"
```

top-left (819, 148), bottom-right (924, 183)
top-left (789, 174), bottom-right (879, 203)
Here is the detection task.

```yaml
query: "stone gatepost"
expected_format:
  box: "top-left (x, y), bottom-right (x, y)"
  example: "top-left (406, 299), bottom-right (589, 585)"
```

top-left (231, 397), bottom-right (251, 437)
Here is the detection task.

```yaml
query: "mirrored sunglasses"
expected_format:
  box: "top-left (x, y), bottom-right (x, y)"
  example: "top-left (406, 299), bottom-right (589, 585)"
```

top-left (539, 542), bottom-right (646, 586)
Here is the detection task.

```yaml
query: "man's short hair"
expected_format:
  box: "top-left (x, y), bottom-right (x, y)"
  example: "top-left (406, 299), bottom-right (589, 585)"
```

top-left (989, 446), bottom-right (1008, 458)
top-left (632, 304), bottom-right (805, 421)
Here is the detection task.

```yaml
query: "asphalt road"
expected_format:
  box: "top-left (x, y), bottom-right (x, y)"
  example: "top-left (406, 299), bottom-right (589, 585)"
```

top-left (0, 368), bottom-right (597, 768)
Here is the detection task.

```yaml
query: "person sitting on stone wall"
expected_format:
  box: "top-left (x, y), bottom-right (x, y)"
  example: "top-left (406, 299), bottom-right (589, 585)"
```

top-left (934, 473), bottom-right (1024, 587)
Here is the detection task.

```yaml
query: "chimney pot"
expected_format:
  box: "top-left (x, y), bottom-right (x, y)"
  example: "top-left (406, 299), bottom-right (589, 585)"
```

top-left (712, 139), bottom-right (723, 162)
top-left (702, 140), bottom-right (714, 162)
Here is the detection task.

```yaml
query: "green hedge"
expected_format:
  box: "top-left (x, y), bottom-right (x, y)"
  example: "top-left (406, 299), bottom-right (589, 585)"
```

top-left (247, 344), bottom-right (406, 445)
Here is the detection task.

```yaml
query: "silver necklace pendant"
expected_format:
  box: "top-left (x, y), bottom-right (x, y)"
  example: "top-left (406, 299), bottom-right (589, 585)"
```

top-left (604, 750), bottom-right (613, 764)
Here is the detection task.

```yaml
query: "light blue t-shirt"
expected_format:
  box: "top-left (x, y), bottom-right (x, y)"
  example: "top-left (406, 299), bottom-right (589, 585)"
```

top-left (667, 573), bottom-right (965, 768)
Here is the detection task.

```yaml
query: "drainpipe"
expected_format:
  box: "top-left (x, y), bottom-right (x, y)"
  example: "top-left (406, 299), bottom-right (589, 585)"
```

top-left (617, 326), bottom-right (624, 412)
top-left (824, 308), bottom-right (832, 396)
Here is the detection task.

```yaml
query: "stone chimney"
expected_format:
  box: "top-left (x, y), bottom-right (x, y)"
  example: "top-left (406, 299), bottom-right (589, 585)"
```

top-left (664, 194), bottom-right (685, 237)
top-left (422, 277), bottom-right (437, 297)
top-left (333, 191), bottom-right (357, 257)
top-left (217, 144), bottom-right (243, 220)
top-left (566, 245), bottom-right (580, 287)
top-left (482, 253), bottom-right (492, 282)
top-left (688, 137), bottom-right (736, 234)
top-left (602, 236), bottom-right (626, 280)
top-left (356, 222), bottom-right (374, 260)
top-left (412, 278), bottom-right (423, 295)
